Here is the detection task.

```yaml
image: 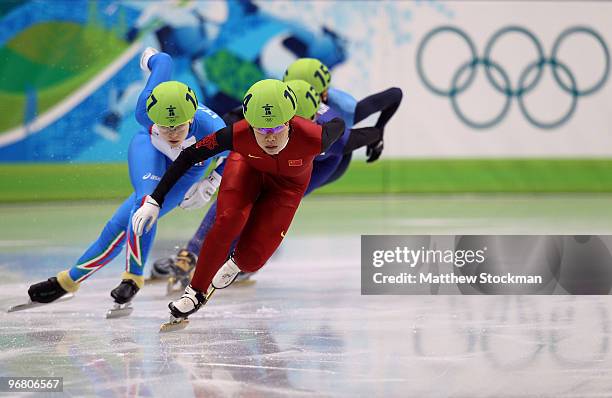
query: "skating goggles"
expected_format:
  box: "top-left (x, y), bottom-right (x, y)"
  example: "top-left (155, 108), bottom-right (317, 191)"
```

top-left (255, 125), bottom-right (286, 135)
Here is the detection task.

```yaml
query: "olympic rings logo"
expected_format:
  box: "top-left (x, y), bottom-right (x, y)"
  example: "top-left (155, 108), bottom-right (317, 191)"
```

top-left (416, 26), bottom-right (610, 129)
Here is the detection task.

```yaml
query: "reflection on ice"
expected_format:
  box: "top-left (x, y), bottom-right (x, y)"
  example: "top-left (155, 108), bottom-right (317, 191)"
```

top-left (0, 237), bottom-right (611, 396)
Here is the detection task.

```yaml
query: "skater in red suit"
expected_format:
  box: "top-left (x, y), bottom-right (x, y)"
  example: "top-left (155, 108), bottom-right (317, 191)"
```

top-left (132, 79), bottom-right (344, 322)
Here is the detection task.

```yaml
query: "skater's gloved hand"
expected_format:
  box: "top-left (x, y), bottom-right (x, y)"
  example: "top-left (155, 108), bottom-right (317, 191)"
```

top-left (132, 195), bottom-right (160, 236)
top-left (139, 47), bottom-right (159, 72)
top-left (180, 171), bottom-right (222, 210)
top-left (366, 138), bottom-right (384, 163)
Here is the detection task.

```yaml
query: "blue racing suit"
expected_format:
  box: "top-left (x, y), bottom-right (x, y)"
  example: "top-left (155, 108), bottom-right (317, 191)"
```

top-left (65, 52), bottom-right (225, 286)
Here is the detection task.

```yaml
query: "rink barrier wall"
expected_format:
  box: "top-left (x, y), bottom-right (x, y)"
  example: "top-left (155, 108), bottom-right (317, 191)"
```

top-left (2, 159), bottom-right (612, 202)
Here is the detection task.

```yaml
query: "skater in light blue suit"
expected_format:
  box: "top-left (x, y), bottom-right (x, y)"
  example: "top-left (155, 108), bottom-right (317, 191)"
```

top-left (26, 48), bottom-right (226, 310)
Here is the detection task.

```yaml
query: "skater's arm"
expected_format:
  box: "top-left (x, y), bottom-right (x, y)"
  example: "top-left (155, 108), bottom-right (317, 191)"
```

top-left (320, 117), bottom-right (346, 153)
top-left (151, 126), bottom-right (234, 205)
top-left (135, 53), bottom-right (174, 129)
top-left (221, 106), bottom-right (245, 126)
top-left (342, 127), bottom-right (383, 154)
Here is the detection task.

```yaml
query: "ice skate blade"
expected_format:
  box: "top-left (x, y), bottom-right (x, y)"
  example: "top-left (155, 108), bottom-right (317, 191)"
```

top-left (160, 318), bottom-right (189, 333)
top-left (7, 293), bottom-right (75, 313)
top-left (105, 303), bottom-right (134, 319)
top-left (145, 276), bottom-right (169, 285)
top-left (233, 279), bottom-right (256, 287)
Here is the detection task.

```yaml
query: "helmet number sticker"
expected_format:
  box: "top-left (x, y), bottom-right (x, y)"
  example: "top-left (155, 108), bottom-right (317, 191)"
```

top-left (284, 89), bottom-right (296, 110)
top-left (243, 93), bottom-right (253, 113)
top-left (185, 88), bottom-right (197, 110)
top-left (146, 94), bottom-right (157, 112)
top-left (314, 65), bottom-right (331, 87)
top-left (305, 90), bottom-right (318, 108)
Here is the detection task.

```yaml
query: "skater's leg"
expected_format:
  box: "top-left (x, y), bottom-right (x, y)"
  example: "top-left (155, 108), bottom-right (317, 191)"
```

top-left (322, 153), bottom-right (353, 187)
top-left (153, 199), bottom-right (217, 286)
top-left (208, 179), bottom-right (305, 289)
top-left (108, 134), bottom-right (201, 309)
top-left (27, 195), bottom-right (134, 303)
top-left (353, 87), bottom-right (403, 126)
top-left (184, 200), bottom-right (241, 279)
top-left (233, 180), bottom-right (305, 273)
top-left (168, 155), bottom-right (261, 318)
top-left (183, 155), bottom-right (228, 255)
top-left (353, 87), bottom-right (402, 162)
top-left (30, 132), bottom-right (160, 300)
top-left (305, 156), bottom-right (343, 195)
top-left (61, 195), bottom-right (134, 289)
top-left (146, 185), bottom-right (210, 280)
top-left (187, 154), bottom-right (262, 292)
top-left (121, 133), bottom-right (203, 287)
top-left (342, 127), bottom-right (384, 154)
top-left (115, 132), bottom-right (170, 288)
top-left (186, 200), bottom-right (217, 254)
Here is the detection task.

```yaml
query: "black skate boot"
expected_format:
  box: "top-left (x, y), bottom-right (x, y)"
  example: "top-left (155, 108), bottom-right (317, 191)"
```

top-left (107, 279), bottom-right (140, 318)
top-left (28, 277), bottom-right (68, 304)
top-left (8, 272), bottom-right (77, 312)
top-left (166, 249), bottom-right (197, 295)
top-left (111, 279), bottom-right (140, 304)
top-left (148, 257), bottom-right (174, 282)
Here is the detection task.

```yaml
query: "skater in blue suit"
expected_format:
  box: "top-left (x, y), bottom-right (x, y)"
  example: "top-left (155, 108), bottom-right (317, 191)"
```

top-left (284, 58), bottom-right (403, 185)
top-left (25, 48), bottom-right (226, 313)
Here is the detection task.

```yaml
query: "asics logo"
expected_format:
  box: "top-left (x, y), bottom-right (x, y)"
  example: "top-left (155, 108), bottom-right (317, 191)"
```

top-left (416, 26), bottom-right (610, 129)
top-left (142, 172), bottom-right (161, 181)
top-left (248, 154), bottom-right (262, 159)
top-left (280, 231), bottom-right (285, 238)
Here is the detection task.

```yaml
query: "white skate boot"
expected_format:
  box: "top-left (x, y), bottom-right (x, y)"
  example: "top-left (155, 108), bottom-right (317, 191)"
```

top-left (139, 47), bottom-right (158, 72)
top-left (212, 258), bottom-right (241, 289)
top-left (160, 285), bottom-right (213, 332)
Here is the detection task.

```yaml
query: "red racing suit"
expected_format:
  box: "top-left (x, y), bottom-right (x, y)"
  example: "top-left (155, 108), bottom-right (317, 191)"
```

top-left (150, 116), bottom-right (345, 292)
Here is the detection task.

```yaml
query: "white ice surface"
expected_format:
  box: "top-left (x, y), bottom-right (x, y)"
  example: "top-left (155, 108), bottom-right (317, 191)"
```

top-left (1, 236), bottom-right (611, 397)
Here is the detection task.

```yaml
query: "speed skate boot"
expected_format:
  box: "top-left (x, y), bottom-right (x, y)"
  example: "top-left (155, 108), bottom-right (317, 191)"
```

top-left (28, 277), bottom-right (68, 304)
top-left (9, 271), bottom-right (77, 312)
top-left (161, 284), bottom-right (212, 332)
top-left (166, 249), bottom-right (197, 295)
top-left (211, 258), bottom-right (241, 289)
top-left (107, 278), bottom-right (141, 318)
top-left (148, 256), bottom-right (174, 282)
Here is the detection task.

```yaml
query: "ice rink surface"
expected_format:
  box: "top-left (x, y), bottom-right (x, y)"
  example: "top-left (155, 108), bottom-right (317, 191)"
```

top-left (1, 195), bottom-right (612, 397)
